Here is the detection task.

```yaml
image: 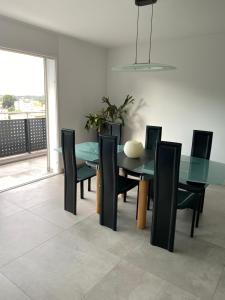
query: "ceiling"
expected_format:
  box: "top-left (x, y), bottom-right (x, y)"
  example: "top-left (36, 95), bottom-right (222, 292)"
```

top-left (0, 0), bottom-right (225, 47)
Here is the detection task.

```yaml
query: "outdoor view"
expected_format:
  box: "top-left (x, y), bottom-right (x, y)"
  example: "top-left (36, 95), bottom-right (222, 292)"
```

top-left (0, 49), bottom-right (48, 190)
top-left (0, 49), bottom-right (45, 120)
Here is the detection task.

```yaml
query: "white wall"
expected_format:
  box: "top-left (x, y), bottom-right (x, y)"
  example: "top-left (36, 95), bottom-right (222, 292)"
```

top-left (107, 34), bottom-right (225, 163)
top-left (58, 35), bottom-right (106, 142)
top-left (0, 15), bottom-right (107, 144)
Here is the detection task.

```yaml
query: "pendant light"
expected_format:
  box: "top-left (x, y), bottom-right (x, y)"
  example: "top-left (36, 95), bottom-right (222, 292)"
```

top-left (112, 0), bottom-right (176, 72)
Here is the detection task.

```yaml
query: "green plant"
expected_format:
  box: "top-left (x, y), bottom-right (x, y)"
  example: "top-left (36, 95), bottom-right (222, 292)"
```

top-left (84, 111), bottom-right (107, 132)
top-left (85, 95), bottom-right (135, 131)
top-left (102, 95), bottom-right (134, 125)
top-left (2, 95), bottom-right (16, 110)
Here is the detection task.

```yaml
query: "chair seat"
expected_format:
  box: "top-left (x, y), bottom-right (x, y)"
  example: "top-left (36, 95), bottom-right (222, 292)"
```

top-left (124, 169), bottom-right (140, 178)
top-left (177, 190), bottom-right (198, 210)
top-left (117, 175), bottom-right (138, 194)
top-left (179, 181), bottom-right (207, 193)
top-left (77, 164), bottom-right (96, 182)
top-left (85, 161), bottom-right (98, 169)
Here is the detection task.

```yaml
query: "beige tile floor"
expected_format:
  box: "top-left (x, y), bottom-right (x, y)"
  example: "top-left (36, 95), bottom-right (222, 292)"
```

top-left (0, 174), bottom-right (225, 299)
top-left (0, 156), bottom-right (51, 191)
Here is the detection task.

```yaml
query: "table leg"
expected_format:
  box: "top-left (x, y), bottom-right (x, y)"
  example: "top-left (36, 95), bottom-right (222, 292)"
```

top-left (96, 169), bottom-right (101, 214)
top-left (137, 179), bottom-right (149, 229)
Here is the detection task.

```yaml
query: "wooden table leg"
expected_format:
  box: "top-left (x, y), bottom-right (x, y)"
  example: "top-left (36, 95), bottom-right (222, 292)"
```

top-left (96, 169), bottom-right (101, 214)
top-left (137, 179), bottom-right (149, 229)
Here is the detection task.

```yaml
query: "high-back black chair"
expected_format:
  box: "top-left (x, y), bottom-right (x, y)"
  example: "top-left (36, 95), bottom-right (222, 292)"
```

top-left (151, 142), bottom-right (200, 252)
top-left (151, 142), bottom-right (181, 252)
top-left (145, 126), bottom-right (162, 207)
top-left (124, 125), bottom-right (162, 207)
top-left (99, 135), bottom-right (118, 230)
top-left (61, 129), bottom-right (96, 214)
top-left (145, 125), bottom-right (162, 152)
top-left (110, 123), bottom-right (122, 144)
top-left (101, 122), bottom-right (122, 144)
top-left (99, 135), bottom-right (138, 231)
top-left (191, 130), bottom-right (213, 159)
top-left (180, 130), bottom-right (213, 218)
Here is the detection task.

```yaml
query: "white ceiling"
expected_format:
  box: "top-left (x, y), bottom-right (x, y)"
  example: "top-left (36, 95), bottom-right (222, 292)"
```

top-left (0, 0), bottom-right (225, 47)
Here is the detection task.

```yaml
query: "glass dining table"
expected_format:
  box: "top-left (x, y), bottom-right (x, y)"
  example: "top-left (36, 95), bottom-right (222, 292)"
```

top-left (59, 142), bottom-right (225, 229)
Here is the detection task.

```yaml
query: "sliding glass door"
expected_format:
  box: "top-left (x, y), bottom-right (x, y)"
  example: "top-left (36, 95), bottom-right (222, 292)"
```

top-left (0, 49), bottom-right (59, 191)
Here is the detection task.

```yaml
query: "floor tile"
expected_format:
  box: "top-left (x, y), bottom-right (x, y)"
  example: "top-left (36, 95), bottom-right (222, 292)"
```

top-left (1, 230), bottom-right (120, 299)
top-left (29, 195), bottom-right (96, 229)
top-left (1, 176), bottom-right (64, 209)
top-left (69, 199), bottom-right (148, 258)
top-left (0, 273), bottom-right (30, 300)
top-left (84, 260), bottom-right (164, 300)
top-left (0, 210), bottom-right (61, 267)
top-left (124, 232), bottom-right (223, 299)
top-left (156, 282), bottom-right (200, 300)
top-left (213, 267), bottom-right (225, 300)
top-left (85, 260), bottom-right (199, 300)
top-left (0, 198), bottom-right (23, 218)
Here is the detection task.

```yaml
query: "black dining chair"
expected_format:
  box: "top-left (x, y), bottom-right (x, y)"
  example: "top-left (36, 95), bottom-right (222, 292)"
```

top-left (61, 129), bottom-right (96, 214)
top-left (145, 126), bottom-right (162, 206)
top-left (179, 130), bottom-right (213, 225)
top-left (99, 135), bottom-right (139, 231)
top-left (100, 122), bottom-right (122, 144)
top-left (145, 125), bottom-right (162, 152)
top-left (151, 141), bottom-right (201, 252)
top-left (124, 125), bottom-right (162, 207)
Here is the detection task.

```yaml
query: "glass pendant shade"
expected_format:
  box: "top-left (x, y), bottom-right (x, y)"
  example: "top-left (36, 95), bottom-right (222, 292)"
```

top-left (112, 62), bottom-right (176, 72)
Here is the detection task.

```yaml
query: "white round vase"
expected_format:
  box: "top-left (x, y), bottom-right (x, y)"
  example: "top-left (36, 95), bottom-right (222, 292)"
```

top-left (124, 140), bottom-right (144, 158)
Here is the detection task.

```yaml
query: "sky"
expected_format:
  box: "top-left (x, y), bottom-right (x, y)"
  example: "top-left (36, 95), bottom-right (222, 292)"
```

top-left (0, 49), bottom-right (45, 96)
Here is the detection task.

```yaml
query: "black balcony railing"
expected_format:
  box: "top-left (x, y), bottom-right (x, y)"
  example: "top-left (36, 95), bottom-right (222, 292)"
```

top-left (0, 118), bottom-right (47, 158)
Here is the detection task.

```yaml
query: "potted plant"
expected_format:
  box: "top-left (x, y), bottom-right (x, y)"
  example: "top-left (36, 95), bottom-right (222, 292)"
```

top-left (85, 95), bottom-right (135, 133)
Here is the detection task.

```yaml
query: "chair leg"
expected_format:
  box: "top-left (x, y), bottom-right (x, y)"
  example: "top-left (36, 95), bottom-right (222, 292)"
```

top-left (200, 190), bottom-right (205, 213)
top-left (64, 176), bottom-right (77, 215)
top-left (123, 192), bottom-right (127, 202)
top-left (80, 181), bottom-right (84, 199)
top-left (191, 207), bottom-right (197, 238)
top-left (88, 178), bottom-right (91, 191)
top-left (147, 190), bottom-right (150, 210)
top-left (136, 185), bottom-right (139, 220)
top-left (196, 198), bottom-right (201, 228)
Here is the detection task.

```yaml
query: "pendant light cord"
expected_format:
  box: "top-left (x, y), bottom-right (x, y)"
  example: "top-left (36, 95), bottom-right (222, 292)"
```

top-left (135, 4), bottom-right (154, 65)
top-left (135, 6), bottom-right (140, 64)
top-left (148, 4), bottom-right (154, 64)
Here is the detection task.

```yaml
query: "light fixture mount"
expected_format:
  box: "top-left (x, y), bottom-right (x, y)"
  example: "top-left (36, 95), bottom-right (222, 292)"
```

top-left (135, 0), bottom-right (157, 6)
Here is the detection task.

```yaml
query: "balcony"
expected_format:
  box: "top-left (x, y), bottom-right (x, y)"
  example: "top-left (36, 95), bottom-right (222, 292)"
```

top-left (0, 112), bottom-right (51, 191)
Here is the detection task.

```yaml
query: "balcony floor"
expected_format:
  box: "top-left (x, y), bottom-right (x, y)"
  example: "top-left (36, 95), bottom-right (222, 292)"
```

top-left (0, 155), bottom-right (52, 191)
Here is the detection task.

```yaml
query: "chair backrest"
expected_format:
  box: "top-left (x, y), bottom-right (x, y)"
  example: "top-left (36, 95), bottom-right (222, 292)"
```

top-left (61, 129), bottom-right (77, 213)
top-left (151, 141), bottom-right (182, 252)
top-left (110, 123), bottom-right (122, 144)
top-left (145, 125), bottom-right (162, 152)
top-left (99, 135), bottom-right (118, 231)
top-left (191, 130), bottom-right (213, 160)
top-left (100, 122), bottom-right (122, 144)
top-left (100, 122), bottom-right (111, 136)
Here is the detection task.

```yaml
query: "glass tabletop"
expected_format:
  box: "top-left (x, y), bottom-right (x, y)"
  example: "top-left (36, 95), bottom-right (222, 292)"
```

top-left (133, 154), bottom-right (225, 185)
top-left (56, 142), bottom-right (225, 186)
top-left (76, 142), bottom-right (124, 161)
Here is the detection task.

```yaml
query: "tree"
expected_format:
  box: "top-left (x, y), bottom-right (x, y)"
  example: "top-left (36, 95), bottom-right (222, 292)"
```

top-left (2, 95), bottom-right (16, 110)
